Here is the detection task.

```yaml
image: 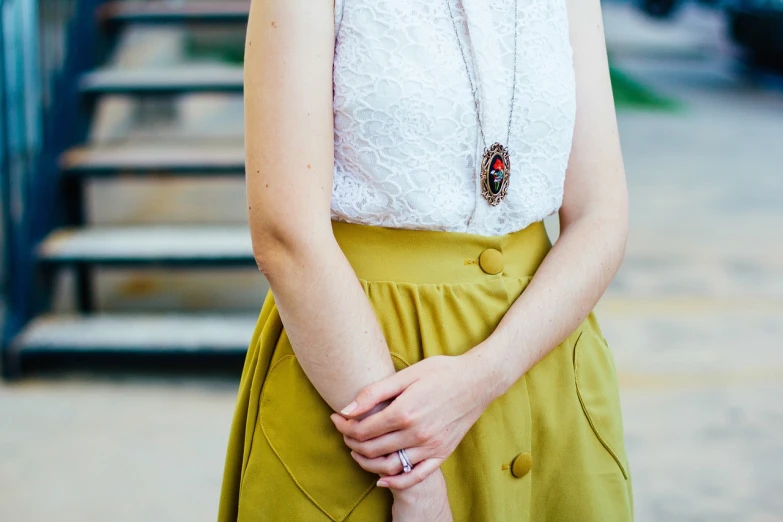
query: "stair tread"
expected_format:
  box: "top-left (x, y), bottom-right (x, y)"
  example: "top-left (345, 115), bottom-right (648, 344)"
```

top-left (38, 226), bottom-right (254, 264)
top-left (80, 66), bottom-right (243, 94)
top-left (14, 313), bottom-right (256, 352)
top-left (99, 1), bottom-right (250, 24)
top-left (62, 143), bottom-right (244, 174)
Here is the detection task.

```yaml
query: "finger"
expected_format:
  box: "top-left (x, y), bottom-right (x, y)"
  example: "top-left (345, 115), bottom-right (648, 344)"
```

top-left (343, 432), bottom-right (413, 459)
top-left (350, 446), bottom-right (426, 475)
top-left (378, 458), bottom-right (443, 490)
top-left (331, 412), bottom-right (380, 441)
top-left (330, 413), bottom-right (354, 435)
top-left (350, 451), bottom-right (403, 476)
top-left (340, 370), bottom-right (417, 418)
top-left (331, 402), bottom-right (410, 442)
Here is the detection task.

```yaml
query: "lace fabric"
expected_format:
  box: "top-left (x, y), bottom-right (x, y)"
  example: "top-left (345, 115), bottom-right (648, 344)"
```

top-left (330, 0), bottom-right (576, 236)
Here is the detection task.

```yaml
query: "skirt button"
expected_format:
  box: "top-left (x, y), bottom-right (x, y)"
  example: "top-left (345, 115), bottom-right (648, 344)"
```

top-left (511, 453), bottom-right (533, 478)
top-left (478, 248), bottom-right (504, 275)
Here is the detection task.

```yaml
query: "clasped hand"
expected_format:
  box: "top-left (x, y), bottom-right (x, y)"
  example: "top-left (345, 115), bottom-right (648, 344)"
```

top-left (330, 353), bottom-right (495, 489)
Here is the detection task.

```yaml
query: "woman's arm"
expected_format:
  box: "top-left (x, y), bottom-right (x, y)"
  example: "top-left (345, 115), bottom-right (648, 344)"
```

top-left (245, 0), bottom-right (392, 413)
top-left (245, 0), bottom-right (451, 513)
top-left (469, 0), bottom-right (629, 394)
top-left (332, 0), bottom-right (628, 489)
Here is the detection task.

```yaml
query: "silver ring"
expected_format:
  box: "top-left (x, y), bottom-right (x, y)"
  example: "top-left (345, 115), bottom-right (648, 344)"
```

top-left (397, 449), bottom-right (413, 473)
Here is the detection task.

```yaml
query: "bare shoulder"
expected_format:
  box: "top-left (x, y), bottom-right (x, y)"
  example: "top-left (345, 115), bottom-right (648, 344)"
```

top-left (243, 0), bottom-right (336, 162)
top-left (563, 0), bottom-right (607, 44)
top-left (244, 0), bottom-right (337, 249)
top-left (560, 0), bottom-right (627, 222)
top-left (245, 0), bottom-right (335, 64)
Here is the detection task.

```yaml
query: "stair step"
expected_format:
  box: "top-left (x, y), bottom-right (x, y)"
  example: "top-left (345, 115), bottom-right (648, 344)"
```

top-left (80, 66), bottom-right (243, 95)
top-left (99, 1), bottom-right (250, 25)
top-left (12, 314), bottom-right (256, 354)
top-left (61, 143), bottom-right (244, 176)
top-left (38, 226), bottom-right (254, 266)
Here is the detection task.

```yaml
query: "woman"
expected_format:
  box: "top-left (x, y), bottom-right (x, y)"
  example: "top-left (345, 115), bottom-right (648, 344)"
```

top-left (220, 0), bottom-right (633, 519)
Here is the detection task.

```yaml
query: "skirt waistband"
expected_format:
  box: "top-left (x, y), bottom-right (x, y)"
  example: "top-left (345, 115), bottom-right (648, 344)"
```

top-left (331, 220), bottom-right (552, 285)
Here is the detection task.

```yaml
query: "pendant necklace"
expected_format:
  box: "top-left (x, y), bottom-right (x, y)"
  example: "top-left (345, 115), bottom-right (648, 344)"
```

top-left (445, 0), bottom-right (518, 206)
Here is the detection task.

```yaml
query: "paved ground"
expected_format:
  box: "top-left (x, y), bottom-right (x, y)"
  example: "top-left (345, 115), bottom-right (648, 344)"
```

top-left (2, 3), bottom-right (782, 521)
top-left (601, 4), bottom-right (783, 521)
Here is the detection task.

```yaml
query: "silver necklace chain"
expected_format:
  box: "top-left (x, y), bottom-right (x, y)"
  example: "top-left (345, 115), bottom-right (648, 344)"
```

top-left (445, 0), bottom-right (519, 150)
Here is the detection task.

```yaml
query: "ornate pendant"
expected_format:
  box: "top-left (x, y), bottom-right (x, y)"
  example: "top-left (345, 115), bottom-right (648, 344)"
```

top-left (480, 142), bottom-right (510, 206)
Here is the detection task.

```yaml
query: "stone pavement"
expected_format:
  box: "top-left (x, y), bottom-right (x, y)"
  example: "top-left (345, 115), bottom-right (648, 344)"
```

top-left (0, 378), bottom-right (236, 522)
top-left (1, 3), bottom-right (782, 521)
top-left (599, 3), bottom-right (783, 521)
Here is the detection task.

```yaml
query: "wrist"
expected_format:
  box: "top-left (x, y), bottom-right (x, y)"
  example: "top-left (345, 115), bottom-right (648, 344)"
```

top-left (391, 482), bottom-right (423, 504)
top-left (391, 468), bottom-right (446, 503)
top-left (464, 331), bottom-right (518, 403)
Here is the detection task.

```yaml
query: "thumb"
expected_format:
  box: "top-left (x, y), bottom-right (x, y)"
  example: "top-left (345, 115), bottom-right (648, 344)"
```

top-left (340, 369), bottom-right (415, 418)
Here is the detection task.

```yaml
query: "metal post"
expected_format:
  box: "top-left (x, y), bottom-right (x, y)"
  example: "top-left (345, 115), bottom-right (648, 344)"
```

top-left (1, 0), bottom-right (43, 376)
top-left (0, 2), bottom-right (10, 375)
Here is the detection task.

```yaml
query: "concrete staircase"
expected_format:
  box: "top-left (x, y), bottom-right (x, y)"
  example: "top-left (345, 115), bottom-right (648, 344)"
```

top-left (6, 1), bottom-right (260, 375)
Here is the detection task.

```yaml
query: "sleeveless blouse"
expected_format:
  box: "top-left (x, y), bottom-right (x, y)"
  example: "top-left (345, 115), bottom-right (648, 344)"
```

top-left (330, 0), bottom-right (576, 236)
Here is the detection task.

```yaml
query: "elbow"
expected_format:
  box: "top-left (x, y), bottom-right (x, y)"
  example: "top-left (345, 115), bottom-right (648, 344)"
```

top-left (252, 239), bottom-right (283, 281)
top-left (597, 204), bottom-right (628, 269)
top-left (604, 203), bottom-right (629, 274)
top-left (615, 219), bottom-right (629, 270)
top-left (614, 195), bottom-right (630, 264)
top-left (608, 195), bottom-right (629, 254)
top-left (562, 201), bottom-right (627, 243)
top-left (251, 224), bottom-right (297, 281)
top-left (250, 217), bottom-right (334, 282)
top-left (561, 198), bottom-right (629, 269)
top-left (582, 208), bottom-right (627, 280)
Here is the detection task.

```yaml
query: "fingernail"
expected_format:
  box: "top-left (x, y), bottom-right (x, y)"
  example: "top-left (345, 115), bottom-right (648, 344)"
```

top-left (341, 401), bottom-right (357, 415)
top-left (376, 480), bottom-right (389, 488)
top-left (350, 451), bottom-right (357, 460)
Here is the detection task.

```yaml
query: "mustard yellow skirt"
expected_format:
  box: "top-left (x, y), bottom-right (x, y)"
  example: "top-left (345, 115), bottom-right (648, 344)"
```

top-left (219, 220), bottom-right (633, 521)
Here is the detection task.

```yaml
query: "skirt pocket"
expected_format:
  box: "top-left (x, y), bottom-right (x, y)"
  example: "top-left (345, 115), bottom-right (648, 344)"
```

top-left (258, 355), bottom-right (378, 521)
top-left (573, 330), bottom-right (629, 479)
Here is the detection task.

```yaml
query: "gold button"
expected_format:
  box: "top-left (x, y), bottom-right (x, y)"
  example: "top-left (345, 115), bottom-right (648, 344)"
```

top-left (478, 248), bottom-right (504, 275)
top-left (511, 453), bottom-right (533, 478)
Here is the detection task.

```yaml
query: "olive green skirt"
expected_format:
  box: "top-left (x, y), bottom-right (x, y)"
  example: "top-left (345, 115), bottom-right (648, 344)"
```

top-left (219, 220), bottom-right (633, 521)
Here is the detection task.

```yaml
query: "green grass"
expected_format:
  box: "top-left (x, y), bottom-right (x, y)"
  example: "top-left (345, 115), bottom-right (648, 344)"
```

top-left (185, 38), bottom-right (245, 65)
top-left (610, 67), bottom-right (682, 112)
top-left (192, 45), bottom-right (245, 65)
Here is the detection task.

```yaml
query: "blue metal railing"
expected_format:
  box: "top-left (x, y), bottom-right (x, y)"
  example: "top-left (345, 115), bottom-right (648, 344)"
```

top-left (1, 0), bottom-right (43, 353)
top-left (1, 0), bottom-right (105, 364)
top-left (0, 5), bottom-right (6, 316)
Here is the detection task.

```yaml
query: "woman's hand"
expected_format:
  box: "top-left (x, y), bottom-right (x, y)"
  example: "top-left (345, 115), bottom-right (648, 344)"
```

top-left (330, 351), bottom-right (498, 489)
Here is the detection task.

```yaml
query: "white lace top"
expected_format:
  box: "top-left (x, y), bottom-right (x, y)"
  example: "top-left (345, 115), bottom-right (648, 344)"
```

top-left (330, 0), bottom-right (576, 236)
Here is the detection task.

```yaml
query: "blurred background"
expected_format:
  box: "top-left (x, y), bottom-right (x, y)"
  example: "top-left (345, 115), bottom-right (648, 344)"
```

top-left (0, 0), bottom-right (781, 520)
